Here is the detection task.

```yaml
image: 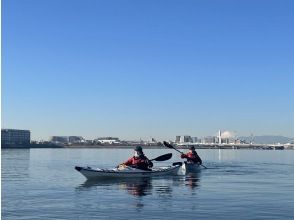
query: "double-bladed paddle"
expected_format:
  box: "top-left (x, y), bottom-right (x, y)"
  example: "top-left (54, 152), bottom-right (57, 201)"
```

top-left (163, 141), bottom-right (184, 154)
top-left (162, 141), bottom-right (208, 169)
top-left (150, 153), bottom-right (172, 162)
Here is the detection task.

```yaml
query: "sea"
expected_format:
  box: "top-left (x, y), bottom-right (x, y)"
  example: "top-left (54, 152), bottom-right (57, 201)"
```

top-left (2, 148), bottom-right (294, 220)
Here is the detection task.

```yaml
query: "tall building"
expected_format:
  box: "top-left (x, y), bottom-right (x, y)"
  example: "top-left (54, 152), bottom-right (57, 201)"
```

top-left (192, 137), bottom-right (198, 143)
top-left (176, 135), bottom-right (193, 143)
top-left (1, 129), bottom-right (31, 145)
top-left (184, 136), bottom-right (193, 143)
top-left (218, 130), bottom-right (222, 144)
top-left (203, 136), bottom-right (217, 144)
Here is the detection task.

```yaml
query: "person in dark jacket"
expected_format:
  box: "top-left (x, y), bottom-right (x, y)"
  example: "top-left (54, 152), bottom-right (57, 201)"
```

top-left (181, 146), bottom-right (202, 164)
top-left (120, 146), bottom-right (153, 170)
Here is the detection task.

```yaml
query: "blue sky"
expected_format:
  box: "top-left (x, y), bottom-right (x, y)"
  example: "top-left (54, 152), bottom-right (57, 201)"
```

top-left (2, 0), bottom-right (294, 140)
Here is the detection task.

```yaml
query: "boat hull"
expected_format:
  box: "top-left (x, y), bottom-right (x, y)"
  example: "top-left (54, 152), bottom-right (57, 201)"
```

top-left (75, 165), bottom-right (181, 180)
top-left (181, 162), bottom-right (201, 174)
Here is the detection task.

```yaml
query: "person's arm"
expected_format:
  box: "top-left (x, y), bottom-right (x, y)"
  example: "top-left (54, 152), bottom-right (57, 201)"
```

top-left (143, 156), bottom-right (153, 168)
top-left (196, 154), bottom-right (202, 164)
top-left (122, 157), bottom-right (133, 166)
top-left (181, 153), bottom-right (188, 159)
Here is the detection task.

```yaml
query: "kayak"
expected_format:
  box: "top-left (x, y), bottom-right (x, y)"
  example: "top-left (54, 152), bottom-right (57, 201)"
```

top-left (75, 165), bottom-right (181, 180)
top-left (181, 162), bottom-right (201, 174)
top-left (173, 162), bottom-right (202, 174)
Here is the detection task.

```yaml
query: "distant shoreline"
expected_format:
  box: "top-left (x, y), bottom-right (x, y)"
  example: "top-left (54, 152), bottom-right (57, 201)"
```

top-left (2, 143), bottom-right (293, 150)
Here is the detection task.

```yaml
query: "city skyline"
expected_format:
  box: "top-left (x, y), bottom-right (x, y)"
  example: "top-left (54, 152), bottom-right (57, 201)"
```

top-left (2, 0), bottom-right (294, 141)
top-left (2, 127), bottom-right (293, 143)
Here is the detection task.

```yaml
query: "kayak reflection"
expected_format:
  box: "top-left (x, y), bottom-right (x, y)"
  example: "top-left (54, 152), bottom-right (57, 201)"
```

top-left (78, 173), bottom-right (201, 198)
top-left (185, 175), bottom-right (200, 190)
top-left (173, 173), bottom-right (201, 191)
top-left (119, 178), bottom-right (152, 197)
top-left (79, 178), bottom-right (152, 197)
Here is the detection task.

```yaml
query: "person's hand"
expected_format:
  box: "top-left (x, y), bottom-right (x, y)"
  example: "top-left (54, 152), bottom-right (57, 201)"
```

top-left (117, 164), bottom-right (126, 170)
top-left (149, 161), bottom-right (153, 168)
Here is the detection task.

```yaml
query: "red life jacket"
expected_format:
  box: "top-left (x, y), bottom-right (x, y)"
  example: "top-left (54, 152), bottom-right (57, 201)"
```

top-left (181, 152), bottom-right (202, 164)
top-left (123, 155), bottom-right (151, 170)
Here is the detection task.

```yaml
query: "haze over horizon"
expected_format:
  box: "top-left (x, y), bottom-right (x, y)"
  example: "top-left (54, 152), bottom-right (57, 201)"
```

top-left (2, 0), bottom-right (294, 141)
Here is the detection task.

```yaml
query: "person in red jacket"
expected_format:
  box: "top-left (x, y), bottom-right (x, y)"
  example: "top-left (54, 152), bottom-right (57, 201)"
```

top-left (181, 146), bottom-right (202, 164)
top-left (120, 146), bottom-right (153, 170)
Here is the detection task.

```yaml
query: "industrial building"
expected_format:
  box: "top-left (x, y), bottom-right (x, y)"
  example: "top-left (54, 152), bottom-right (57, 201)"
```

top-left (1, 129), bottom-right (31, 146)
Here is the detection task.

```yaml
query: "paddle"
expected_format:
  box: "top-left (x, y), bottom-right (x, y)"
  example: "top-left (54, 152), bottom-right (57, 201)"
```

top-left (150, 153), bottom-right (172, 162)
top-left (172, 162), bottom-right (183, 166)
top-left (163, 141), bottom-right (184, 154)
top-left (162, 141), bottom-right (208, 169)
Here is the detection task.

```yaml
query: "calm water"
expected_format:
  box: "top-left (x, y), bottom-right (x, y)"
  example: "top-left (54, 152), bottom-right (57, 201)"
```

top-left (2, 148), bottom-right (294, 220)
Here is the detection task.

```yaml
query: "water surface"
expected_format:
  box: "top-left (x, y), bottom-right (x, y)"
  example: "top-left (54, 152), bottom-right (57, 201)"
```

top-left (2, 148), bottom-right (294, 219)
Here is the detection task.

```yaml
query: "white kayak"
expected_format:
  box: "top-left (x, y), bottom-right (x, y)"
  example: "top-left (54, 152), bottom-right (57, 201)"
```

top-left (75, 165), bottom-right (181, 180)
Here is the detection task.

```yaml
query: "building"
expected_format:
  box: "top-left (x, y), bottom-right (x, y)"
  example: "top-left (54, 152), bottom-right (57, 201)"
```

top-left (69, 136), bottom-right (85, 143)
top-left (94, 137), bottom-right (121, 144)
top-left (202, 136), bottom-right (217, 144)
top-left (218, 130), bottom-right (222, 144)
top-left (50, 136), bottom-right (69, 144)
top-left (192, 137), bottom-right (198, 143)
top-left (176, 135), bottom-right (193, 143)
top-left (49, 136), bottom-right (85, 144)
top-left (1, 129), bottom-right (31, 146)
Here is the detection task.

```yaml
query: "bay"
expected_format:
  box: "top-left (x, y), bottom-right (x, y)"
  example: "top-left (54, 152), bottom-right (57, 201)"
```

top-left (2, 148), bottom-right (294, 220)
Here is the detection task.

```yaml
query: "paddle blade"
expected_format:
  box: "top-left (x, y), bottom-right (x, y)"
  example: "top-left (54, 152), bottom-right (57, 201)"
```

top-left (163, 141), bottom-right (183, 154)
top-left (163, 141), bottom-right (174, 149)
top-left (152, 153), bottom-right (172, 161)
top-left (172, 162), bottom-right (183, 166)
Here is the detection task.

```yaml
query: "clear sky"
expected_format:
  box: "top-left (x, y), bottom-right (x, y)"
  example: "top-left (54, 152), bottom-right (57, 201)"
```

top-left (2, 0), bottom-right (294, 141)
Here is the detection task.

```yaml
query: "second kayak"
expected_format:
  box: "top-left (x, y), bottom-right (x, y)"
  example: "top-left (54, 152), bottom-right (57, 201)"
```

top-left (182, 162), bottom-right (202, 173)
top-left (173, 162), bottom-right (202, 175)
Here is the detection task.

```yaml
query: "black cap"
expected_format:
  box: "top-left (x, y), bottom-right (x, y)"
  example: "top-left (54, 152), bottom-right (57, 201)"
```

top-left (135, 146), bottom-right (143, 152)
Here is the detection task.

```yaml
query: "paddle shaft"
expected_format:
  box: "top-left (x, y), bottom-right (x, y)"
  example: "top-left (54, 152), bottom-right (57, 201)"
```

top-left (200, 164), bottom-right (208, 169)
top-left (163, 141), bottom-right (207, 169)
top-left (172, 148), bottom-right (184, 154)
top-left (163, 141), bottom-right (183, 153)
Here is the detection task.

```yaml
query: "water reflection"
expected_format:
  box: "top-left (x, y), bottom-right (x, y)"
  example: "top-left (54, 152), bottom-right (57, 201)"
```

top-left (184, 174), bottom-right (200, 190)
top-left (78, 178), bottom-right (153, 197)
top-left (155, 184), bottom-right (173, 198)
top-left (1, 149), bottom-right (31, 181)
top-left (119, 178), bottom-right (152, 197)
top-left (77, 173), bottom-right (201, 199)
top-left (173, 173), bottom-right (201, 190)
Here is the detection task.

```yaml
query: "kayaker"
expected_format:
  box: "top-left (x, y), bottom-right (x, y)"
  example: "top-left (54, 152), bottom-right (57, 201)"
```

top-left (120, 146), bottom-right (153, 170)
top-left (181, 146), bottom-right (202, 165)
